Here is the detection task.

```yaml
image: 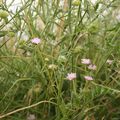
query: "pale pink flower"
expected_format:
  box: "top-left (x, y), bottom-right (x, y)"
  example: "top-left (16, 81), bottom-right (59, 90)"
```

top-left (66, 73), bottom-right (76, 81)
top-left (106, 59), bottom-right (113, 65)
top-left (88, 64), bottom-right (96, 70)
top-left (31, 38), bottom-right (41, 44)
top-left (84, 76), bottom-right (93, 81)
top-left (81, 59), bottom-right (91, 65)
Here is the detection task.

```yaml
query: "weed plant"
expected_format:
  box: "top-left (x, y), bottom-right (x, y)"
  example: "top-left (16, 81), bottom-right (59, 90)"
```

top-left (0, 0), bottom-right (120, 120)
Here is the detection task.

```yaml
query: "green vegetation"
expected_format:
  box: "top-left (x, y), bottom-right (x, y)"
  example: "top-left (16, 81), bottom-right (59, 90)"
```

top-left (0, 0), bottom-right (120, 119)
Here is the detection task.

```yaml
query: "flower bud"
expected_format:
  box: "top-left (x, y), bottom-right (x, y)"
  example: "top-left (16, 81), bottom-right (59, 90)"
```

top-left (45, 58), bottom-right (49, 62)
top-left (72, 0), bottom-right (81, 6)
top-left (0, 10), bottom-right (9, 18)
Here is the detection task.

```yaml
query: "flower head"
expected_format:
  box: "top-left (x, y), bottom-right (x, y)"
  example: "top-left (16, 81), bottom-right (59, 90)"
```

top-left (81, 59), bottom-right (91, 65)
top-left (84, 76), bottom-right (93, 81)
top-left (106, 59), bottom-right (113, 65)
top-left (48, 64), bottom-right (57, 70)
top-left (31, 38), bottom-right (41, 44)
top-left (88, 64), bottom-right (96, 70)
top-left (45, 58), bottom-right (49, 62)
top-left (66, 73), bottom-right (76, 81)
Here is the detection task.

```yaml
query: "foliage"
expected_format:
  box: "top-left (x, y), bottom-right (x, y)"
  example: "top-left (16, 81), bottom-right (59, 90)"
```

top-left (0, 0), bottom-right (120, 119)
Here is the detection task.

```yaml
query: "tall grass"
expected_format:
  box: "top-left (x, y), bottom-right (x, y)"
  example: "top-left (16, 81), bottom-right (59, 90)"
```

top-left (0, 0), bottom-right (120, 120)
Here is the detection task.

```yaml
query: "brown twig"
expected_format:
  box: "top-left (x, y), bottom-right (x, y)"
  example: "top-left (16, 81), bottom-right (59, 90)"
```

top-left (0, 100), bottom-right (57, 119)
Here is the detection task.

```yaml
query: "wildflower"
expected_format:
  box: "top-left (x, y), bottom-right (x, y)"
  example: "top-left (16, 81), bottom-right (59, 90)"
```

top-left (106, 59), bottom-right (113, 65)
top-left (27, 114), bottom-right (36, 120)
top-left (66, 73), bottom-right (76, 81)
top-left (31, 38), bottom-right (41, 44)
top-left (88, 64), bottom-right (96, 70)
top-left (81, 59), bottom-right (91, 65)
top-left (84, 76), bottom-right (93, 81)
top-left (48, 64), bottom-right (57, 70)
top-left (45, 58), bottom-right (49, 62)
